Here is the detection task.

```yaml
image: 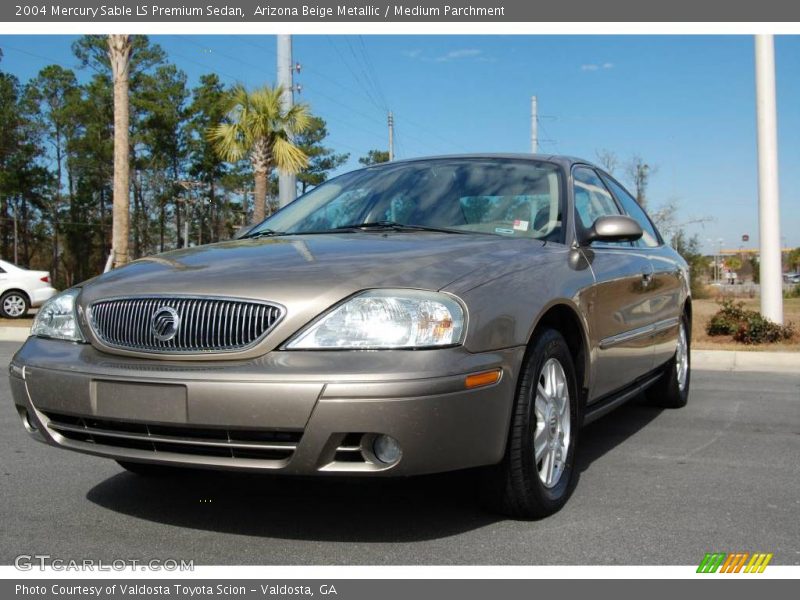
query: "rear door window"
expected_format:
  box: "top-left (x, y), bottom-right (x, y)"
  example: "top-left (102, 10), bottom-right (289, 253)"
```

top-left (600, 174), bottom-right (662, 248)
top-left (573, 166), bottom-right (637, 249)
top-left (573, 167), bottom-right (622, 229)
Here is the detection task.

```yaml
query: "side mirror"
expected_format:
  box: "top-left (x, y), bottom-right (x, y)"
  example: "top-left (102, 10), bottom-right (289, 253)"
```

top-left (584, 215), bottom-right (643, 245)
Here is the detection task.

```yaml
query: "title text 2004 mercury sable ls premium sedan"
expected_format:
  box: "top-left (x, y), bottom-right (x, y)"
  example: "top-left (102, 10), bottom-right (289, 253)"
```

top-left (10, 155), bottom-right (691, 518)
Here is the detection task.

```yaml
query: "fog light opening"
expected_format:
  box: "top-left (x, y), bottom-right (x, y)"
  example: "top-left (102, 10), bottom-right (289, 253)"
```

top-left (372, 434), bottom-right (402, 465)
top-left (16, 405), bottom-right (37, 433)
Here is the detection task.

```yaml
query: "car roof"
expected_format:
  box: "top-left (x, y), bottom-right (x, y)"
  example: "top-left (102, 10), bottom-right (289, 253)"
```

top-left (360, 153), bottom-right (596, 170)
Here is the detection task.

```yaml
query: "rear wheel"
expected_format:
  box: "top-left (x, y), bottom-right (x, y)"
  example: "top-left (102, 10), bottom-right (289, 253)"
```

top-left (0, 291), bottom-right (29, 318)
top-left (483, 328), bottom-right (579, 518)
top-left (647, 313), bottom-right (691, 408)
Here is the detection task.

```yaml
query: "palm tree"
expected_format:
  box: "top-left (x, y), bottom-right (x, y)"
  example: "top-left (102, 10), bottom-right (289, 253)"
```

top-left (209, 85), bottom-right (311, 223)
top-left (108, 34), bottom-right (132, 267)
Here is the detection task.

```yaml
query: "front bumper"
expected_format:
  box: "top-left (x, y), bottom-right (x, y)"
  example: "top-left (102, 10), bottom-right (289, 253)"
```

top-left (10, 337), bottom-right (524, 476)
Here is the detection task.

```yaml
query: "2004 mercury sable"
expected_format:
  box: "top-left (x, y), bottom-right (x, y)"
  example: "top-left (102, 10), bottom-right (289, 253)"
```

top-left (10, 155), bottom-right (691, 518)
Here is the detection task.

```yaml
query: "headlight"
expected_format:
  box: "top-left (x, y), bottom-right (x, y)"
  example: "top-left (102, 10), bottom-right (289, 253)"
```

top-left (286, 289), bottom-right (466, 349)
top-left (30, 288), bottom-right (85, 342)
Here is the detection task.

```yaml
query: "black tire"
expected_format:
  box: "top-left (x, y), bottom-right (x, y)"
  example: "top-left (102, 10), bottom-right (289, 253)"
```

top-left (116, 460), bottom-right (186, 477)
top-left (647, 312), bottom-right (691, 409)
top-left (0, 290), bottom-right (30, 319)
top-left (483, 328), bottom-right (580, 519)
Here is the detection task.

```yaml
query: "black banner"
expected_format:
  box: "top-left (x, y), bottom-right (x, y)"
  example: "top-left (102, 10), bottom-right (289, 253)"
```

top-left (5, 579), bottom-right (798, 600)
top-left (3, 0), bottom-right (800, 22)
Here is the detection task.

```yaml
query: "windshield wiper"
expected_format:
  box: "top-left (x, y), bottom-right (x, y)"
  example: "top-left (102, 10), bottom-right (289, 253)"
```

top-left (325, 221), bottom-right (468, 234)
top-left (241, 228), bottom-right (285, 239)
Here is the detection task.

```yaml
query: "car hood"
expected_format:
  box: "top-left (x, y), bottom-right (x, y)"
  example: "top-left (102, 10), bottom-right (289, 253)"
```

top-left (78, 233), bottom-right (543, 357)
top-left (82, 233), bottom-right (541, 300)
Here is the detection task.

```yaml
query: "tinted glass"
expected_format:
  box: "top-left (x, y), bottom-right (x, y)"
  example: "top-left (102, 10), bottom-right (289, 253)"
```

top-left (251, 159), bottom-right (564, 241)
top-left (573, 167), bottom-right (622, 229)
top-left (601, 174), bottom-right (661, 247)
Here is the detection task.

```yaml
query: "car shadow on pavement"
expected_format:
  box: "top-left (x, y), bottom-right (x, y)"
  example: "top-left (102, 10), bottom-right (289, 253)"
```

top-left (576, 395), bottom-right (664, 473)
top-left (86, 467), bottom-right (498, 542)
top-left (86, 396), bottom-right (665, 542)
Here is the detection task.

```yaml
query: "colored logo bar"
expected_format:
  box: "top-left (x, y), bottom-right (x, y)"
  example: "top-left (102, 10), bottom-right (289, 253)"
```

top-left (697, 552), bottom-right (773, 573)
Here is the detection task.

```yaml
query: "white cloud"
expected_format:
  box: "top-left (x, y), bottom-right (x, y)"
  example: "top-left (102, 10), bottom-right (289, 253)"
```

top-left (581, 62), bottom-right (615, 72)
top-left (436, 48), bottom-right (482, 62)
top-left (404, 48), bottom-right (486, 63)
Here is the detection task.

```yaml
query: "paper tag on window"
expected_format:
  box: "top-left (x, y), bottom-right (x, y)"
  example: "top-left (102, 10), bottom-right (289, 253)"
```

top-left (513, 219), bottom-right (529, 231)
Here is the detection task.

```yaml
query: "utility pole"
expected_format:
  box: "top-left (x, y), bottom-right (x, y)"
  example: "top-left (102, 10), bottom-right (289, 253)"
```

top-left (388, 111), bottom-right (394, 161)
top-left (531, 95), bottom-right (538, 154)
top-left (277, 34), bottom-right (296, 208)
top-left (754, 34), bottom-right (784, 324)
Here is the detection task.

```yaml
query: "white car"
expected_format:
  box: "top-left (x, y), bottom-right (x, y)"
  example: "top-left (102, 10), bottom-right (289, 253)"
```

top-left (0, 259), bottom-right (57, 318)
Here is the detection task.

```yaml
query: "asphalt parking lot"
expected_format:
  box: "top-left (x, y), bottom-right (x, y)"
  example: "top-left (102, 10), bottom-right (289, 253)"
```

top-left (1, 341), bottom-right (798, 565)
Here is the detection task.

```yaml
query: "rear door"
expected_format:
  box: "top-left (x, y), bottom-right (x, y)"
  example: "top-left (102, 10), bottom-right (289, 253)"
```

top-left (600, 173), bottom-right (684, 370)
top-left (572, 166), bottom-right (658, 401)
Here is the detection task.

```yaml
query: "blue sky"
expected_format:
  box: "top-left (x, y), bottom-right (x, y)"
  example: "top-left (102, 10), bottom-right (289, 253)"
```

top-left (1, 34), bottom-right (798, 252)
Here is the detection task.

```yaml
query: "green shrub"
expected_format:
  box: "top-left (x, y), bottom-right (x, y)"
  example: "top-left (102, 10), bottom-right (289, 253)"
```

top-left (734, 314), bottom-right (795, 345)
top-left (705, 299), bottom-right (747, 337)
top-left (706, 313), bottom-right (739, 336)
top-left (706, 298), bottom-right (795, 344)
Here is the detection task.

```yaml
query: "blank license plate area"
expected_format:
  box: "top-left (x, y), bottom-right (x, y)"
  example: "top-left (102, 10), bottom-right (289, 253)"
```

top-left (93, 380), bottom-right (188, 423)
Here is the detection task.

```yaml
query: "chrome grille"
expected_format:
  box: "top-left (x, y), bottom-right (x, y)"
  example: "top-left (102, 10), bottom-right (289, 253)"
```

top-left (43, 411), bottom-right (301, 465)
top-left (88, 296), bottom-right (283, 353)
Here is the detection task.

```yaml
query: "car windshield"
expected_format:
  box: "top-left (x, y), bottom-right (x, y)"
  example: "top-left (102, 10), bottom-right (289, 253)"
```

top-left (249, 158), bottom-right (564, 241)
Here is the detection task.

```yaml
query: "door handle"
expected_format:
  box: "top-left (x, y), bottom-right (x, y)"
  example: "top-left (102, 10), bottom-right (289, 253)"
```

top-left (641, 272), bottom-right (653, 287)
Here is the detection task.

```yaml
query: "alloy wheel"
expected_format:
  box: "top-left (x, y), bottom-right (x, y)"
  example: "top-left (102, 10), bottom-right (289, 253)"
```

top-left (533, 357), bottom-right (571, 488)
top-left (3, 294), bottom-right (26, 317)
top-left (676, 322), bottom-right (689, 392)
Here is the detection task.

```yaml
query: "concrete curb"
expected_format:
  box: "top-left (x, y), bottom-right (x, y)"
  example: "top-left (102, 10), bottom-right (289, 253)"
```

top-left (693, 349), bottom-right (799, 373)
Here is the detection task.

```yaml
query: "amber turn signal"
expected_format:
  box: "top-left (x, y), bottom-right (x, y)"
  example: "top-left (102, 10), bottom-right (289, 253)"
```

top-left (464, 369), bottom-right (502, 389)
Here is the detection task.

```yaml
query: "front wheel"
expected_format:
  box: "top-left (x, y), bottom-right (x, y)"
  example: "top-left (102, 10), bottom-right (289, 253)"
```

top-left (483, 328), bottom-right (579, 518)
top-left (647, 313), bottom-right (691, 408)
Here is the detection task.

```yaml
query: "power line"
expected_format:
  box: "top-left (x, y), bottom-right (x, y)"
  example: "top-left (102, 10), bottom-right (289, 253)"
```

top-left (175, 35), bottom-right (274, 82)
top-left (536, 118), bottom-right (559, 152)
top-left (354, 36), bottom-right (389, 111)
top-left (0, 43), bottom-right (79, 72)
top-left (175, 36), bottom-right (458, 159)
top-left (239, 37), bottom-right (388, 130)
top-left (337, 36), bottom-right (386, 113)
top-left (391, 111), bottom-right (463, 154)
top-left (165, 37), bottom-right (245, 83)
top-left (240, 36), bottom-right (460, 157)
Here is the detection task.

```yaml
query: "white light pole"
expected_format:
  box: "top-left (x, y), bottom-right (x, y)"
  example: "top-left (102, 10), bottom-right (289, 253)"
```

top-left (277, 34), bottom-right (296, 208)
top-left (754, 34), bottom-right (784, 323)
